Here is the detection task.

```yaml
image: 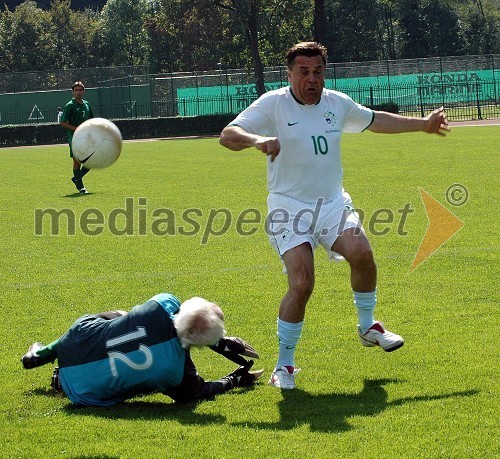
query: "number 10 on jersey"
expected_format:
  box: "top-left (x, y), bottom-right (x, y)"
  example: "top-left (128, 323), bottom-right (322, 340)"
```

top-left (311, 136), bottom-right (328, 155)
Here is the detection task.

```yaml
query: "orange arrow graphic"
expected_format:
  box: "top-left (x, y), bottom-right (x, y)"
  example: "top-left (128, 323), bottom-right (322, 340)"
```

top-left (409, 188), bottom-right (464, 272)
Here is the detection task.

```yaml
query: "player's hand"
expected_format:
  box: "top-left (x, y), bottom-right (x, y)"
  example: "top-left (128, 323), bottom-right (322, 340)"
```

top-left (255, 137), bottom-right (280, 162)
top-left (424, 106), bottom-right (450, 136)
top-left (210, 337), bottom-right (260, 366)
top-left (224, 361), bottom-right (264, 388)
top-left (210, 337), bottom-right (259, 358)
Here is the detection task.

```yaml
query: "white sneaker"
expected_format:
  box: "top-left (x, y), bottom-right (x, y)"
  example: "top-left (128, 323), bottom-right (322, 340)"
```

top-left (357, 322), bottom-right (404, 352)
top-left (268, 366), bottom-right (300, 389)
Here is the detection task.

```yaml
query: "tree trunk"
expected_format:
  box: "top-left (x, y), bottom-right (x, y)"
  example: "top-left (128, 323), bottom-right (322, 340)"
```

top-left (313, 0), bottom-right (325, 44)
top-left (247, 0), bottom-right (266, 96)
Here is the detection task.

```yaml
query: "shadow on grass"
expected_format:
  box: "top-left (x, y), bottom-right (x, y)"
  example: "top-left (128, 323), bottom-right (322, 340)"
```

top-left (64, 400), bottom-right (226, 425)
top-left (30, 380), bottom-right (478, 431)
top-left (64, 455), bottom-right (118, 459)
top-left (63, 192), bottom-right (95, 198)
top-left (235, 378), bottom-right (479, 433)
top-left (31, 387), bottom-right (225, 425)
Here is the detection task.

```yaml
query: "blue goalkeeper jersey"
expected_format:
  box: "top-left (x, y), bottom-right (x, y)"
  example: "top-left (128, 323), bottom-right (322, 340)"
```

top-left (57, 293), bottom-right (187, 406)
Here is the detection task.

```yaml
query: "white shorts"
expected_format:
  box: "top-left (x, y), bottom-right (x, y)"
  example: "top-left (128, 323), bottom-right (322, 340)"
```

top-left (266, 191), bottom-right (363, 263)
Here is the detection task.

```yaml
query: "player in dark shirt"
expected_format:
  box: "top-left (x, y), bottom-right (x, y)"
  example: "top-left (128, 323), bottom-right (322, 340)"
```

top-left (21, 293), bottom-right (263, 405)
top-left (60, 81), bottom-right (94, 194)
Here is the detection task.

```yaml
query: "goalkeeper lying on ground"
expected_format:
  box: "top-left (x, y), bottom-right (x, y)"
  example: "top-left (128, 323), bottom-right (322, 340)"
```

top-left (21, 293), bottom-right (263, 406)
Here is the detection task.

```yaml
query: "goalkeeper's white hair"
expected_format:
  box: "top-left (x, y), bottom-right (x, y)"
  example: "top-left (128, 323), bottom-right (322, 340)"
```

top-left (174, 297), bottom-right (226, 349)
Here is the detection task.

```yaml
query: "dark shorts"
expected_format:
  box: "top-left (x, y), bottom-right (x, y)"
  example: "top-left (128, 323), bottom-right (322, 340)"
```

top-left (68, 132), bottom-right (74, 157)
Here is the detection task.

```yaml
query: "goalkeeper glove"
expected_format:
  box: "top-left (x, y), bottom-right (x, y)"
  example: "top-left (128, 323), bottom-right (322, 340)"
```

top-left (210, 337), bottom-right (259, 366)
top-left (224, 360), bottom-right (264, 388)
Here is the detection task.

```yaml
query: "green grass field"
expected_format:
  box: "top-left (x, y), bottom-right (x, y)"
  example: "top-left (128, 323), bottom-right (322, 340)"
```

top-left (1, 127), bottom-right (498, 458)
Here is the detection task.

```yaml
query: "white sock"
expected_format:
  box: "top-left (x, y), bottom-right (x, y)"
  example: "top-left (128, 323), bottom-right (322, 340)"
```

top-left (354, 290), bottom-right (376, 333)
top-left (276, 318), bottom-right (304, 370)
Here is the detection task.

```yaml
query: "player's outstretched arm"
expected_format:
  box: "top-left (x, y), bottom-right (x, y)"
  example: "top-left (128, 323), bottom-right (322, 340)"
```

top-left (220, 125), bottom-right (281, 161)
top-left (367, 106), bottom-right (450, 136)
top-left (166, 360), bottom-right (264, 403)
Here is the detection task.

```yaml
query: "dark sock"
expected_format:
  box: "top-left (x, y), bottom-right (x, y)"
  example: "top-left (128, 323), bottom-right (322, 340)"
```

top-left (36, 339), bottom-right (59, 364)
top-left (81, 167), bottom-right (90, 178)
top-left (73, 168), bottom-right (83, 190)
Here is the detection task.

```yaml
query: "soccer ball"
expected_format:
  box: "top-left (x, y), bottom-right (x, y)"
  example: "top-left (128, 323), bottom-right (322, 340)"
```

top-left (72, 118), bottom-right (122, 169)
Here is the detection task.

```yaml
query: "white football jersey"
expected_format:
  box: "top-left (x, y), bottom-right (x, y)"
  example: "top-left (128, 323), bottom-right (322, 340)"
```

top-left (230, 86), bottom-right (374, 202)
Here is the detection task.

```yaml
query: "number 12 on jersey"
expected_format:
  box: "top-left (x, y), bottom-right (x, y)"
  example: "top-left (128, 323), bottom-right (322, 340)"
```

top-left (106, 326), bottom-right (153, 377)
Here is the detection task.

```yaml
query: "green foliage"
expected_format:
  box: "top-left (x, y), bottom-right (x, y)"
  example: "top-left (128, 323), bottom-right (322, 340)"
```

top-left (0, 127), bottom-right (499, 457)
top-left (366, 102), bottom-right (399, 113)
top-left (397, 0), bottom-right (464, 58)
top-left (50, 0), bottom-right (97, 68)
top-left (324, 0), bottom-right (385, 62)
top-left (98, 0), bottom-right (150, 66)
top-left (1, 1), bottom-right (53, 71)
top-left (460, 0), bottom-right (500, 55)
top-left (0, 0), bottom-right (498, 73)
top-left (257, 0), bottom-right (313, 67)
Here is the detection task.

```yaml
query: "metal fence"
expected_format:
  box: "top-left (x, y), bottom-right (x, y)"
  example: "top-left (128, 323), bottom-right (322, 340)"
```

top-left (92, 89), bottom-right (500, 122)
top-left (1, 55), bottom-right (498, 124)
top-left (96, 54), bottom-right (499, 121)
top-left (1, 55), bottom-right (498, 94)
top-left (0, 65), bottom-right (149, 93)
top-left (2, 81), bottom-right (498, 125)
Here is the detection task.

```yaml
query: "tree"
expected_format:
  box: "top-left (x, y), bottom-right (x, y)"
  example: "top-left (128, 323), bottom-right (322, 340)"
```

top-left (214, 0), bottom-right (266, 95)
top-left (174, 1), bottom-right (235, 71)
top-left (0, 9), bottom-right (13, 72)
top-left (460, 0), bottom-right (499, 54)
top-left (313, 0), bottom-right (326, 44)
top-left (378, 0), bottom-right (397, 59)
top-left (257, 0), bottom-right (312, 67)
top-left (47, 0), bottom-right (99, 68)
top-left (1, 0), bottom-right (107, 10)
top-left (398, 0), bottom-right (463, 58)
top-left (0, 1), bottom-right (53, 72)
top-left (422, 0), bottom-right (463, 56)
top-left (98, 0), bottom-right (150, 66)
top-left (142, 7), bottom-right (174, 73)
top-left (0, 0), bottom-right (498, 75)
top-left (324, 0), bottom-right (384, 62)
top-left (145, 0), bottom-right (242, 72)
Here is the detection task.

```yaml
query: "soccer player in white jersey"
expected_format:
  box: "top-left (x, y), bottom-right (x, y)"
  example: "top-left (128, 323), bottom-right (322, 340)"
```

top-left (219, 41), bottom-right (450, 390)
